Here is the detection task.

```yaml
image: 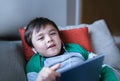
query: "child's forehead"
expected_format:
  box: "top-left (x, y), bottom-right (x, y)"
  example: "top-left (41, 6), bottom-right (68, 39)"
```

top-left (33, 24), bottom-right (57, 33)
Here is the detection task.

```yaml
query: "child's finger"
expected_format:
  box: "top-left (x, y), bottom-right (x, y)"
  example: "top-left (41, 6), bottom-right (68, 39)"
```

top-left (50, 63), bottom-right (61, 71)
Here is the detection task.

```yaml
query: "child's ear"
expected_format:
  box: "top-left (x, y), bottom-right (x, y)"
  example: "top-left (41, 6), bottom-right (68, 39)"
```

top-left (32, 48), bottom-right (37, 53)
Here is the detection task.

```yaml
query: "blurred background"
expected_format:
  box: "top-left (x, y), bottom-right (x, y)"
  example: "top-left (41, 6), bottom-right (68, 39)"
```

top-left (0, 0), bottom-right (120, 39)
top-left (81, 0), bottom-right (120, 36)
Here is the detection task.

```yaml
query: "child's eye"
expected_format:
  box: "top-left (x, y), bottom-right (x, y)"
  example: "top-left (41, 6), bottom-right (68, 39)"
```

top-left (38, 37), bottom-right (44, 40)
top-left (50, 32), bottom-right (56, 35)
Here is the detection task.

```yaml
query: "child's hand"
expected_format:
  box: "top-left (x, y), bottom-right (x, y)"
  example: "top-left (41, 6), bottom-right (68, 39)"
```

top-left (36, 63), bottom-right (61, 81)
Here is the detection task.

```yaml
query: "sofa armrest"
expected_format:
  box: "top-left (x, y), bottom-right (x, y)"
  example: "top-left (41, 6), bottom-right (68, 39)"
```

top-left (0, 40), bottom-right (27, 81)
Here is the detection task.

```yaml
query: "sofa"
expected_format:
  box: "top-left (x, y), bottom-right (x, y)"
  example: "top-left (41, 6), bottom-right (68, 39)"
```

top-left (0, 19), bottom-right (120, 81)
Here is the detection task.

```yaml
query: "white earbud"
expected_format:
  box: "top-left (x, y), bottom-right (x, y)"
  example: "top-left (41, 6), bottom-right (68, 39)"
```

top-left (32, 48), bottom-right (37, 54)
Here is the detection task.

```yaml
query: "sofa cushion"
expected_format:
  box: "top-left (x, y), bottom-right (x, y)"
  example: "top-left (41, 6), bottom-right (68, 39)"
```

top-left (60, 27), bottom-right (92, 52)
top-left (19, 28), bottom-right (34, 61)
top-left (19, 27), bottom-right (92, 61)
top-left (0, 41), bottom-right (27, 81)
top-left (88, 20), bottom-right (120, 71)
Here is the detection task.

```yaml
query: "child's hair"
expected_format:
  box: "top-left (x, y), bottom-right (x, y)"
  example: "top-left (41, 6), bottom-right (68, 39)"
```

top-left (24, 17), bottom-right (60, 47)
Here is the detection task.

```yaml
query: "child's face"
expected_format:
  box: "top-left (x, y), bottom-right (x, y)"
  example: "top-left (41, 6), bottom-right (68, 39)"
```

top-left (31, 24), bottom-right (62, 57)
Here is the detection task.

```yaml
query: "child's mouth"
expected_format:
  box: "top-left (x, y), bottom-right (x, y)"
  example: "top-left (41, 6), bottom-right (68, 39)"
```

top-left (48, 44), bottom-right (56, 49)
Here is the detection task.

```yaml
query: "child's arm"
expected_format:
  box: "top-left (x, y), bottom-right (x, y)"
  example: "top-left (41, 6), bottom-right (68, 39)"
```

top-left (27, 63), bottom-right (61, 81)
top-left (99, 65), bottom-right (118, 81)
top-left (27, 72), bottom-right (38, 81)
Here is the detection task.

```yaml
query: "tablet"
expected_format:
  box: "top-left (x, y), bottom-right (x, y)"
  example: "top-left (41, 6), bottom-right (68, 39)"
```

top-left (57, 54), bottom-right (104, 81)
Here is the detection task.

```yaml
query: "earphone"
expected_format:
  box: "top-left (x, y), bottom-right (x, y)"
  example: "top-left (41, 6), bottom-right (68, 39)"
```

top-left (62, 41), bottom-right (72, 68)
top-left (32, 48), bottom-right (37, 54)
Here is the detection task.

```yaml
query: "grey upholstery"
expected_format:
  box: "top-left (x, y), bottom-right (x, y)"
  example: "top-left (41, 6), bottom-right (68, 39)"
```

top-left (0, 41), bottom-right (27, 81)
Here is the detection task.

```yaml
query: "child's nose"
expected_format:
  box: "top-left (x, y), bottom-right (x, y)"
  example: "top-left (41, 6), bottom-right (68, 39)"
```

top-left (46, 35), bottom-right (53, 42)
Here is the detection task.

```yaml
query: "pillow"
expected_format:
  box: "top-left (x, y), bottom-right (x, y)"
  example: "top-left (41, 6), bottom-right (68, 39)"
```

top-left (60, 27), bottom-right (92, 52)
top-left (60, 19), bottom-right (120, 72)
top-left (19, 28), bottom-right (34, 61)
top-left (19, 27), bottom-right (92, 61)
top-left (88, 20), bottom-right (120, 71)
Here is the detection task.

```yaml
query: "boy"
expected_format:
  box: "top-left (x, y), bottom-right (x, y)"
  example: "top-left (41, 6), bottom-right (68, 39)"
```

top-left (24, 17), bottom-right (117, 81)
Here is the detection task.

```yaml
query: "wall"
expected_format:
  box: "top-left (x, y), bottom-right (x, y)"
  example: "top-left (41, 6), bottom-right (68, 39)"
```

top-left (0, 0), bottom-right (73, 39)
